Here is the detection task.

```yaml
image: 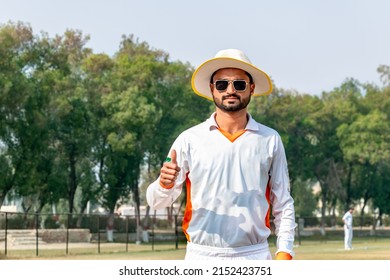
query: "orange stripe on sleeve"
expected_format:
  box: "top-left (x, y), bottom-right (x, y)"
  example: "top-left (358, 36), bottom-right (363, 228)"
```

top-left (265, 179), bottom-right (271, 229)
top-left (182, 173), bottom-right (192, 242)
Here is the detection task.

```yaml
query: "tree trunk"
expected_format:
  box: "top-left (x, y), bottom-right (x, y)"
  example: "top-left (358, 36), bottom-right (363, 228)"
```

top-left (76, 199), bottom-right (89, 228)
top-left (132, 179), bottom-right (142, 243)
top-left (345, 162), bottom-right (353, 210)
top-left (68, 149), bottom-right (78, 226)
top-left (143, 205), bottom-right (151, 229)
top-left (360, 191), bottom-right (369, 229)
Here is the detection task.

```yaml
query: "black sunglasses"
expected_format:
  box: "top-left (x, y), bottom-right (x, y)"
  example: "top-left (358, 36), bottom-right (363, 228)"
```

top-left (213, 80), bottom-right (249, 92)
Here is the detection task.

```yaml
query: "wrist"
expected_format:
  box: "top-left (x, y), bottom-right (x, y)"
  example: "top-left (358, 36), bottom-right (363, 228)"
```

top-left (159, 181), bottom-right (174, 189)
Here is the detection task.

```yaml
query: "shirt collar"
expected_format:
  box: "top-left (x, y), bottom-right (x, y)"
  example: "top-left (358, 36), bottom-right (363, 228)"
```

top-left (207, 112), bottom-right (259, 131)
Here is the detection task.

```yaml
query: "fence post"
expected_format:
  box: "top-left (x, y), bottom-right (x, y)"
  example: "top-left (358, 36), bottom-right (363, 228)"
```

top-left (175, 214), bottom-right (178, 249)
top-left (66, 214), bottom-right (70, 255)
top-left (296, 216), bottom-right (301, 246)
top-left (126, 216), bottom-right (129, 252)
top-left (97, 215), bottom-right (100, 254)
top-left (35, 211), bottom-right (39, 256)
top-left (5, 212), bottom-right (8, 256)
top-left (152, 211), bottom-right (156, 251)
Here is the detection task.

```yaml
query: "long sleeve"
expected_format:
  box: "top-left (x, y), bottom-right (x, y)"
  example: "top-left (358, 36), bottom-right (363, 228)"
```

top-left (269, 135), bottom-right (296, 257)
top-left (146, 137), bottom-right (189, 211)
top-left (146, 178), bottom-right (183, 210)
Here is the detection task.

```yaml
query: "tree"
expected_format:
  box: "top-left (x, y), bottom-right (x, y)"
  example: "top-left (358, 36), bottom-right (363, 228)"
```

top-left (340, 83), bottom-right (390, 224)
top-left (377, 65), bottom-right (390, 87)
top-left (0, 22), bottom-right (62, 211)
top-left (44, 29), bottom-right (95, 216)
top-left (0, 22), bottom-right (34, 206)
top-left (308, 79), bottom-right (363, 226)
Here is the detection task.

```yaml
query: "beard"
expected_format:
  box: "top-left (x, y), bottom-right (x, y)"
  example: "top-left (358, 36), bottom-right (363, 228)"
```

top-left (213, 93), bottom-right (251, 112)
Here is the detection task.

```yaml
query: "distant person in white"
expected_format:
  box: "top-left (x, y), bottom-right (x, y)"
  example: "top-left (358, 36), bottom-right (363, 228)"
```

top-left (342, 206), bottom-right (354, 250)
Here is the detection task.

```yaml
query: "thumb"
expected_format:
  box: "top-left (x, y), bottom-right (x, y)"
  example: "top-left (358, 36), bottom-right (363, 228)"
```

top-left (170, 149), bottom-right (177, 164)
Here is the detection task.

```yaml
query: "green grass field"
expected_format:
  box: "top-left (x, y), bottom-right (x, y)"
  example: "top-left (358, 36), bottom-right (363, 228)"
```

top-left (291, 238), bottom-right (390, 260)
top-left (1, 238), bottom-right (390, 260)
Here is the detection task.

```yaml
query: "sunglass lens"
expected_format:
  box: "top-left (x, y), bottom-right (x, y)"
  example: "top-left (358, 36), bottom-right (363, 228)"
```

top-left (215, 80), bottom-right (228, 91)
top-left (234, 81), bottom-right (247, 91)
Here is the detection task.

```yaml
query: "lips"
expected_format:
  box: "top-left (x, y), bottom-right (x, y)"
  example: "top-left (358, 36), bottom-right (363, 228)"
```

top-left (222, 94), bottom-right (240, 101)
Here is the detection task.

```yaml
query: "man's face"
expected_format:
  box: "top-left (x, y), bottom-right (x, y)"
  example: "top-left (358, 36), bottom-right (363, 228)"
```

top-left (210, 68), bottom-right (255, 112)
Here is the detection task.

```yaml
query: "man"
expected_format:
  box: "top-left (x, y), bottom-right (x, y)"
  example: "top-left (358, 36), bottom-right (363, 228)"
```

top-left (146, 49), bottom-right (295, 260)
top-left (342, 206), bottom-right (354, 250)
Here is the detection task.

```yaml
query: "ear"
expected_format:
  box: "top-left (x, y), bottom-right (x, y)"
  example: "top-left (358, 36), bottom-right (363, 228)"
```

top-left (209, 82), bottom-right (214, 93)
top-left (250, 83), bottom-right (255, 95)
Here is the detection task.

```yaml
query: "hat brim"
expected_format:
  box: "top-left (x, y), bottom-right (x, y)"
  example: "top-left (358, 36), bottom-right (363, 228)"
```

top-left (191, 57), bottom-right (273, 101)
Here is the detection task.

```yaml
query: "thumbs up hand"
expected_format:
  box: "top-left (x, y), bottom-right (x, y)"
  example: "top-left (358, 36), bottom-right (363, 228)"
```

top-left (159, 149), bottom-right (181, 188)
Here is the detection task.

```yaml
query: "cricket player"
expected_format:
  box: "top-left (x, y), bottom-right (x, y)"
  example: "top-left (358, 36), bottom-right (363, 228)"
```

top-left (147, 49), bottom-right (296, 260)
top-left (342, 206), bottom-right (354, 250)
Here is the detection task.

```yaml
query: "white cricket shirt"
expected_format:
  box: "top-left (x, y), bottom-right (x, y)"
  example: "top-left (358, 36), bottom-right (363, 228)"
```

top-left (147, 113), bottom-right (295, 256)
top-left (343, 211), bottom-right (353, 226)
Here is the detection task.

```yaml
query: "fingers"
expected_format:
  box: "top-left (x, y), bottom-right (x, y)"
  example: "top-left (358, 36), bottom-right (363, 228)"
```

top-left (165, 149), bottom-right (180, 172)
top-left (160, 149), bottom-right (180, 187)
top-left (160, 167), bottom-right (179, 187)
top-left (170, 149), bottom-right (177, 164)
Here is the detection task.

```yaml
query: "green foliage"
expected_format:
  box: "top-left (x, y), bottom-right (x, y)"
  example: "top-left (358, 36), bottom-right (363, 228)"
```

top-left (1, 21), bottom-right (389, 224)
top-left (337, 110), bottom-right (390, 165)
top-left (291, 179), bottom-right (317, 217)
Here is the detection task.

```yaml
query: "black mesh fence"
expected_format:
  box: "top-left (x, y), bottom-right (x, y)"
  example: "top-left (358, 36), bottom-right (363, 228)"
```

top-left (0, 211), bottom-right (186, 257)
top-left (1, 211), bottom-right (389, 257)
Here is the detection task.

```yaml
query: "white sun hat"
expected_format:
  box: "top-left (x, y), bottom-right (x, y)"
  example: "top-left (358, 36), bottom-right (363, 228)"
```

top-left (191, 49), bottom-right (273, 100)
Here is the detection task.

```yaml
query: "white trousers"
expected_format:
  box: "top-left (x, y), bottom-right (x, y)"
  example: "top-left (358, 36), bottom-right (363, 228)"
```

top-left (344, 225), bottom-right (353, 249)
top-left (184, 242), bottom-right (272, 260)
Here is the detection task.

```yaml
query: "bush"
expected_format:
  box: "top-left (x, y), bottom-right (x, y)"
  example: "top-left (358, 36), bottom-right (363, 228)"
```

top-left (154, 219), bottom-right (173, 229)
top-left (353, 214), bottom-right (375, 227)
top-left (383, 216), bottom-right (390, 226)
top-left (43, 215), bottom-right (61, 229)
top-left (76, 215), bottom-right (137, 233)
top-left (302, 217), bottom-right (320, 227)
top-left (0, 213), bottom-right (36, 229)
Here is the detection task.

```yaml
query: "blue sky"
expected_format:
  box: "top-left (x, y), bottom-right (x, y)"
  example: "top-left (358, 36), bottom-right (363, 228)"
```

top-left (1, 0), bottom-right (389, 95)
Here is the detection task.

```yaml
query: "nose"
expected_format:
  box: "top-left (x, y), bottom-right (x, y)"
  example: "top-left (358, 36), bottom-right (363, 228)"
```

top-left (226, 81), bottom-right (236, 94)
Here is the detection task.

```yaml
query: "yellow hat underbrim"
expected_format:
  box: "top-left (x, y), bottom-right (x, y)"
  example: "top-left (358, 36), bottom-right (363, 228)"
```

top-left (191, 57), bottom-right (273, 101)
